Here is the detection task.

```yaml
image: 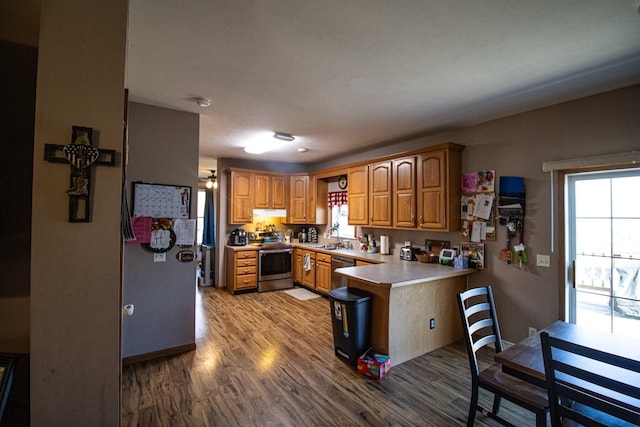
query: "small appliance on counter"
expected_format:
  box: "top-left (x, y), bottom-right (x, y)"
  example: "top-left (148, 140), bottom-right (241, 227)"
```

top-left (299, 227), bottom-right (308, 243)
top-left (400, 245), bottom-right (419, 261)
top-left (439, 248), bottom-right (456, 266)
top-left (228, 228), bottom-right (248, 246)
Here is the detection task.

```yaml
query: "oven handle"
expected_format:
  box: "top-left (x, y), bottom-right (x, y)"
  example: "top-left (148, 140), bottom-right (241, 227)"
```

top-left (259, 248), bottom-right (293, 255)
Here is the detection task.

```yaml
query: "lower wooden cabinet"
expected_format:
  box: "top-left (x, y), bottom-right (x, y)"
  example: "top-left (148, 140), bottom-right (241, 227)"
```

top-left (225, 247), bottom-right (258, 293)
top-left (315, 252), bottom-right (332, 294)
top-left (293, 248), bottom-right (303, 285)
top-left (301, 250), bottom-right (316, 289)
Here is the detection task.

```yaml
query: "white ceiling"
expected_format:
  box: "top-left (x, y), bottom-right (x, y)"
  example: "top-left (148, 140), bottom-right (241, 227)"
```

top-left (126, 0), bottom-right (640, 174)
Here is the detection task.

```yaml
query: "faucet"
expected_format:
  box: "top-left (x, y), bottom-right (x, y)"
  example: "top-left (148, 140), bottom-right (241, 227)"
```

top-left (329, 224), bottom-right (342, 247)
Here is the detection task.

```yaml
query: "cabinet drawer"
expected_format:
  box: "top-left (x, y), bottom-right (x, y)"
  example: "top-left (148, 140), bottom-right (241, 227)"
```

top-left (236, 265), bottom-right (257, 275)
top-left (236, 258), bottom-right (257, 268)
top-left (316, 253), bottom-right (332, 263)
top-left (236, 274), bottom-right (257, 289)
top-left (236, 251), bottom-right (257, 259)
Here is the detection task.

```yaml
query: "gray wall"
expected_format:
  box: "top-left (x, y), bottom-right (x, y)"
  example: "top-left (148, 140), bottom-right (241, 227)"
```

top-left (122, 102), bottom-right (199, 358)
top-left (216, 84), bottom-right (640, 343)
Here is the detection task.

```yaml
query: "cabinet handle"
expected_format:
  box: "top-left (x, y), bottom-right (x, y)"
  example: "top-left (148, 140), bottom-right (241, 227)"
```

top-left (411, 215), bottom-right (415, 226)
top-left (419, 215), bottom-right (424, 225)
top-left (243, 280), bottom-right (249, 284)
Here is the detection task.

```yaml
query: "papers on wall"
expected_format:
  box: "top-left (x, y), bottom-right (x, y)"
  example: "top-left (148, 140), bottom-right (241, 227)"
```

top-left (461, 170), bottom-right (496, 242)
top-left (174, 218), bottom-right (196, 246)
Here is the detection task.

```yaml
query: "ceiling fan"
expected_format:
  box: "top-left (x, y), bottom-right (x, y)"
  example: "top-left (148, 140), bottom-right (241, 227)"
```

top-left (198, 170), bottom-right (217, 189)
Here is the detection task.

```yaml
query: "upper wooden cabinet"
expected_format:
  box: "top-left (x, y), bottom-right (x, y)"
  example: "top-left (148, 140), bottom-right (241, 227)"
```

top-left (255, 173), bottom-right (287, 209)
top-left (416, 147), bottom-right (462, 231)
top-left (228, 169), bottom-right (254, 224)
top-left (393, 156), bottom-right (417, 228)
top-left (346, 143), bottom-right (462, 231)
top-left (369, 160), bottom-right (392, 227)
top-left (288, 174), bottom-right (308, 223)
top-left (347, 165), bottom-right (369, 225)
top-left (288, 174), bottom-right (327, 224)
top-left (308, 175), bottom-right (328, 225)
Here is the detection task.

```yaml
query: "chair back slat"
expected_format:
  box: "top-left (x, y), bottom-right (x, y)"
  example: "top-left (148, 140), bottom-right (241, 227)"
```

top-left (468, 317), bottom-right (494, 337)
top-left (541, 331), bottom-right (640, 427)
top-left (464, 301), bottom-right (491, 318)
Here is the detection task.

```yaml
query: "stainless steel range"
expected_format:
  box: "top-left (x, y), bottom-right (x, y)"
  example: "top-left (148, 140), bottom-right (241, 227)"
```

top-left (249, 231), bottom-right (294, 292)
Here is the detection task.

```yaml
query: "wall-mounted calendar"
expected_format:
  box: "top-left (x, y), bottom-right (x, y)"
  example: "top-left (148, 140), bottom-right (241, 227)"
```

top-left (132, 182), bottom-right (191, 219)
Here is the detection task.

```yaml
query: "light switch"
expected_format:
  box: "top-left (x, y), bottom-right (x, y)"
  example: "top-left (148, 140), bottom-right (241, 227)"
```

top-left (536, 254), bottom-right (550, 267)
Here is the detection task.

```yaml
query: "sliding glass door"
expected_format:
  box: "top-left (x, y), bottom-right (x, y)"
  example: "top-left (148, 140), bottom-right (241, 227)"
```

top-left (567, 169), bottom-right (640, 338)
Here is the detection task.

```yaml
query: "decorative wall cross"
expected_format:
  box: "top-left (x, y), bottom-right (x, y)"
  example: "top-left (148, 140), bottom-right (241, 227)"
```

top-left (44, 125), bottom-right (116, 222)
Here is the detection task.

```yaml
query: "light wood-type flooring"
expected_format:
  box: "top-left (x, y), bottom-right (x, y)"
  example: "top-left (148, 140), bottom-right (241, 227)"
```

top-left (122, 285), bottom-right (539, 426)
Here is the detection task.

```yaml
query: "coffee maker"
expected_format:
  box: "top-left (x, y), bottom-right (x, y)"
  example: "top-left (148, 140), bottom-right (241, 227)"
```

top-left (228, 228), bottom-right (247, 246)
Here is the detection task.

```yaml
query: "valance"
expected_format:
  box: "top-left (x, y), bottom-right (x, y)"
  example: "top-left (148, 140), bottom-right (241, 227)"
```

top-left (328, 191), bottom-right (348, 208)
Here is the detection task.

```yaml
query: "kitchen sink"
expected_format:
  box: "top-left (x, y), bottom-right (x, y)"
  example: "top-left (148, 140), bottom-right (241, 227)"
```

top-left (310, 245), bottom-right (338, 250)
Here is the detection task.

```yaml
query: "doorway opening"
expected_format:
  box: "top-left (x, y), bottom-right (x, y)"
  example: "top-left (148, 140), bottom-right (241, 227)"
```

top-left (566, 168), bottom-right (640, 338)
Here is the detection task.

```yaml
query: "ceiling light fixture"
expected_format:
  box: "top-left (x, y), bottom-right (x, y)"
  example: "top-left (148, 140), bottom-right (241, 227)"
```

top-left (297, 148), bottom-right (308, 153)
top-left (205, 170), bottom-right (217, 189)
top-left (273, 131), bottom-right (295, 142)
top-left (195, 97), bottom-right (211, 108)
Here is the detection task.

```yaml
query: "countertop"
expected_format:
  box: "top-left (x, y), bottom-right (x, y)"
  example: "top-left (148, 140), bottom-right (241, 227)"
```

top-left (226, 242), bottom-right (477, 287)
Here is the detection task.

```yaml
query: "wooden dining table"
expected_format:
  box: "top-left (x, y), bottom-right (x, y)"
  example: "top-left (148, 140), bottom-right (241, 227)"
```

top-left (495, 320), bottom-right (640, 410)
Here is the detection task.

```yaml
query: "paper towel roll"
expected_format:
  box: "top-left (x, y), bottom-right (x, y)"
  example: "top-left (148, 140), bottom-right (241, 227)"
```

top-left (380, 235), bottom-right (390, 255)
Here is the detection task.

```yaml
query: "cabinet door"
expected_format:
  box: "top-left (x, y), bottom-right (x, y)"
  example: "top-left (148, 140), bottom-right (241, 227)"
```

top-left (307, 175), bottom-right (317, 224)
top-left (254, 173), bottom-right (271, 209)
top-left (294, 248), bottom-right (305, 285)
top-left (369, 160), bottom-right (392, 227)
top-left (315, 260), bottom-right (332, 294)
top-left (417, 151), bottom-right (446, 230)
top-left (347, 165), bottom-right (369, 225)
top-left (301, 251), bottom-right (316, 288)
top-left (229, 170), bottom-right (253, 224)
top-left (393, 156), bottom-right (417, 228)
top-left (271, 174), bottom-right (288, 209)
top-left (289, 175), bottom-right (308, 223)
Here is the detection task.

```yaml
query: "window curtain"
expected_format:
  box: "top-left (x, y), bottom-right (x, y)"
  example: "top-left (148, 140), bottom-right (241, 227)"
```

top-left (328, 191), bottom-right (348, 208)
top-left (202, 188), bottom-right (215, 246)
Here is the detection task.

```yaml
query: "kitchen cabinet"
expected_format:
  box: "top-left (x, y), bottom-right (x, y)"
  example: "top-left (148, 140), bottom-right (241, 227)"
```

top-left (301, 250), bottom-right (316, 289)
top-left (416, 147), bottom-right (462, 231)
top-left (288, 175), bottom-right (308, 223)
top-left (288, 175), bottom-right (328, 224)
top-left (347, 165), bottom-right (368, 225)
top-left (228, 170), bottom-right (254, 224)
top-left (293, 248), bottom-right (303, 285)
top-left (225, 248), bottom-right (258, 293)
top-left (254, 173), bottom-right (287, 209)
top-left (369, 160), bottom-right (392, 227)
top-left (315, 252), bottom-right (332, 294)
top-left (393, 156), bottom-right (417, 228)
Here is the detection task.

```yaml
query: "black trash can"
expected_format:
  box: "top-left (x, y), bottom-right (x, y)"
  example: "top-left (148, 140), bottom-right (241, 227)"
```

top-left (328, 286), bottom-right (372, 365)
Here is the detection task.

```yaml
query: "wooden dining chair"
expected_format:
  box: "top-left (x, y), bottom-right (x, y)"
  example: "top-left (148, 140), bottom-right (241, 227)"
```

top-left (457, 286), bottom-right (549, 427)
top-left (540, 331), bottom-right (640, 427)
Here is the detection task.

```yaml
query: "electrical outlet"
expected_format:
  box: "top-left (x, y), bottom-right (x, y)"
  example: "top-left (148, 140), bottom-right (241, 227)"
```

top-left (154, 253), bottom-right (166, 262)
top-left (536, 254), bottom-right (550, 267)
top-left (430, 318), bottom-right (435, 329)
top-left (528, 327), bottom-right (537, 337)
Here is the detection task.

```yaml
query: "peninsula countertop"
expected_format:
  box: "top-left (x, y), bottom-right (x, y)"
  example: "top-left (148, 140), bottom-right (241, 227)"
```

top-left (226, 242), bottom-right (477, 286)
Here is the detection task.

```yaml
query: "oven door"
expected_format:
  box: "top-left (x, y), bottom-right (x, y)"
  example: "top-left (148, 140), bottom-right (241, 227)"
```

top-left (259, 248), bottom-right (293, 281)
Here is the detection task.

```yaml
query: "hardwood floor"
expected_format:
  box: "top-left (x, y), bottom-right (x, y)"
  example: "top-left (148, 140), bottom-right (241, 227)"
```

top-left (122, 286), bottom-right (538, 426)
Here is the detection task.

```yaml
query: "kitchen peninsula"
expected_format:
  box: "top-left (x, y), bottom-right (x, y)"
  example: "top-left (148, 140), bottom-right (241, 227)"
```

top-left (332, 254), bottom-right (476, 366)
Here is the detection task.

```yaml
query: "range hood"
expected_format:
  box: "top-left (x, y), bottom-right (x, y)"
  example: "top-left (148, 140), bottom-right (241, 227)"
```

top-left (253, 209), bottom-right (287, 218)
